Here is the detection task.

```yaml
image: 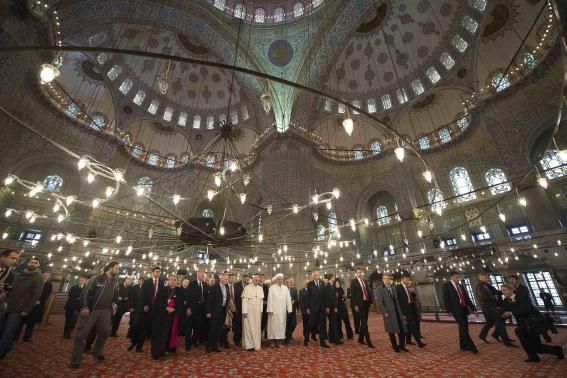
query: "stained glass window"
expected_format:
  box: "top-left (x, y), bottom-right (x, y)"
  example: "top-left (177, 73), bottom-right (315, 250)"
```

top-left (163, 107), bottom-right (173, 122)
top-left (231, 110), bottom-right (239, 124)
top-left (137, 176), bottom-right (153, 194)
top-left (206, 155), bottom-right (215, 167)
top-left (440, 52), bottom-right (455, 70)
top-left (450, 167), bottom-right (477, 203)
top-left (370, 141), bottom-right (381, 155)
top-left (118, 79), bottom-right (133, 95)
top-left (214, 0), bottom-right (225, 10)
top-left (107, 64), bottom-right (122, 81)
top-left (132, 145), bottom-right (144, 158)
top-left (352, 100), bottom-right (361, 114)
top-left (457, 115), bottom-right (470, 130)
top-left (274, 7), bottom-right (285, 22)
top-left (382, 94), bottom-right (392, 110)
top-left (147, 153), bottom-right (159, 166)
top-left (419, 136), bottom-right (430, 150)
top-left (206, 116), bottom-right (214, 129)
top-left (411, 79), bottom-right (425, 96)
top-left (376, 206), bottom-right (390, 226)
top-left (427, 189), bottom-right (447, 214)
top-left (426, 67), bottom-right (441, 84)
top-left (178, 112), bottom-right (187, 127)
top-left (452, 35), bottom-right (468, 53)
top-left (540, 149), bottom-right (567, 179)
top-left (396, 88), bottom-right (409, 104)
top-left (353, 146), bottom-right (364, 160)
top-left (96, 53), bottom-right (111, 65)
top-left (439, 128), bottom-right (451, 143)
top-left (522, 53), bottom-right (537, 70)
top-left (166, 155), bottom-right (176, 168)
top-left (90, 114), bottom-right (105, 130)
top-left (468, 0), bottom-right (487, 12)
top-left (234, 3), bottom-right (246, 19)
top-left (328, 212), bottom-right (337, 234)
top-left (254, 8), bottom-right (265, 23)
top-left (203, 209), bottom-right (214, 218)
top-left (367, 98), bottom-right (377, 113)
top-left (337, 103), bottom-right (346, 114)
top-left (148, 100), bottom-right (159, 115)
top-left (133, 90), bottom-right (145, 105)
top-left (461, 16), bottom-right (479, 34)
top-left (193, 115), bottom-right (201, 129)
top-left (492, 73), bottom-right (510, 92)
top-left (485, 168), bottom-right (511, 195)
top-left (293, 2), bottom-right (304, 17)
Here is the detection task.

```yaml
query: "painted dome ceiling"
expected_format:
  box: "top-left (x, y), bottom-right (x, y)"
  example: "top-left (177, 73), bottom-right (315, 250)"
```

top-left (205, 0), bottom-right (326, 24)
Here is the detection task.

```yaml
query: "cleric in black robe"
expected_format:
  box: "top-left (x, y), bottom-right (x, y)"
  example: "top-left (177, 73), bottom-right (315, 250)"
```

top-left (150, 275), bottom-right (184, 360)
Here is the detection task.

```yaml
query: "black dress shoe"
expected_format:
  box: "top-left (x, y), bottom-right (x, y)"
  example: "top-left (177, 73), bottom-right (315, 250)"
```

top-left (334, 340), bottom-right (344, 345)
top-left (418, 342), bottom-right (426, 348)
top-left (471, 348), bottom-right (479, 354)
top-left (304, 340), bottom-right (308, 346)
top-left (93, 354), bottom-right (104, 362)
top-left (400, 347), bottom-right (410, 352)
top-left (63, 335), bottom-right (71, 339)
top-left (347, 335), bottom-right (354, 340)
top-left (69, 362), bottom-right (80, 369)
top-left (525, 358), bottom-right (541, 363)
top-left (213, 349), bottom-right (221, 353)
top-left (127, 344), bottom-right (135, 351)
top-left (393, 347), bottom-right (401, 353)
top-left (320, 343), bottom-right (330, 348)
top-left (135, 347), bottom-right (143, 353)
top-left (407, 342), bottom-right (416, 345)
top-left (492, 335), bottom-right (502, 342)
top-left (358, 340), bottom-right (367, 345)
top-left (479, 337), bottom-right (490, 344)
top-left (367, 343), bottom-right (375, 349)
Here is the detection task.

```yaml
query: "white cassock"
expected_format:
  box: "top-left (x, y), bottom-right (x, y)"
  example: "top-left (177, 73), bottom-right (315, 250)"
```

top-left (267, 284), bottom-right (292, 340)
top-left (242, 283), bottom-right (264, 350)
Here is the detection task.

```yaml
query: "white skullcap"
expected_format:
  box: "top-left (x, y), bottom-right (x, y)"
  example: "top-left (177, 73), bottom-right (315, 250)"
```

top-left (274, 273), bottom-right (284, 280)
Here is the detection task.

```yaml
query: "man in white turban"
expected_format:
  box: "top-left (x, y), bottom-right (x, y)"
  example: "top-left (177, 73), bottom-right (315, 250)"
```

top-left (266, 273), bottom-right (292, 347)
top-left (241, 274), bottom-right (264, 351)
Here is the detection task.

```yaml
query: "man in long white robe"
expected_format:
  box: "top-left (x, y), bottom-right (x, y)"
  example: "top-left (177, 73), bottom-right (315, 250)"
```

top-left (241, 274), bottom-right (264, 351)
top-left (266, 273), bottom-right (292, 347)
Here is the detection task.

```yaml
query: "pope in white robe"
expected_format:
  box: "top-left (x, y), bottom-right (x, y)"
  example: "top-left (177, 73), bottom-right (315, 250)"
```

top-left (266, 273), bottom-right (292, 346)
top-left (242, 274), bottom-right (265, 351)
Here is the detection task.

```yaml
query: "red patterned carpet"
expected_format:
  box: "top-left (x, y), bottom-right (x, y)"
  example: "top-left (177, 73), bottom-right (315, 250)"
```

top-left (1, 313), bottom-right (565, 377)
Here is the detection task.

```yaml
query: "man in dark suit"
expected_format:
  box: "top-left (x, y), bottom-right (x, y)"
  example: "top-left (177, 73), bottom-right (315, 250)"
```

top-left (508, 274), bottom-right (530, 300)
top-left (376, 273), bottom-right (407, 353)
top-left (324, 274), bottom-right (342, 345)
top-left (64, 276), bottom-right (87, 339)
top-left (298, 279), bottom-right (316, 343)
top-left (187, 271), bottom-right (208, 347)
top-left (475, 274), bottom-right (513, 346)
top-left (111, 277), bottom-right (133, 337)
top-left (396, 273), bottom-right (425, 348)
top-left (285, 277), bottom-right (298, 344)
top-left (233, 273), bottom-right (247, 346)
top-left (500, 284), bottom-right (564, 363)
top-left (132, 267), bottom-right (163, 352)
top-left (259, 273), bottom-right (269, 337)
top-left (305, 271), bottom-right (329, 348)
top-left (442, 271), bottom-right (478, 353)
top-left (206, 273), bottom-right (228, 353)
top-left (347, 286), bottom-right (360, 335)
top-left (350, 267), bottom-right (374, 348)
top-left (180, 277), bottom-right (193, 350)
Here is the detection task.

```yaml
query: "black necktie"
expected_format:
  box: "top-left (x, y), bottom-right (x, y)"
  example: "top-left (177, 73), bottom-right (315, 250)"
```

top-left (199, 281), bottom-right (203, 302)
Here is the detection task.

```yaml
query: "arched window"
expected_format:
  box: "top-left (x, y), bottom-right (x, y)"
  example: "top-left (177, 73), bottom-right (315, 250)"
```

top-left (118, 79), bottom-right (133, 95)
top-left (316, 225), bottom-right (326, 241)
top-left (133, 90), bottom-right (146, 105)
top-left (205, 155), bottom-right (215, 168)
top-left (468, 0), bottom-right (487, 12)
top-left (166, 155), bottom-right (176, 168)
top-left (213, 0), bottom-right (225, 10)
top-left (178, 112), bottom-right (187, 127)
top-left (440, 52), bottom-right (455, 70)
top-left (485, 168), bottom-right (511, 195)
top-left (457, 115), bottom-right (470, 131)
top-left (367, 98), bottom-right (377, 113)
top-left (147, 153), bottom-right (159, 166)
top-left (419, 136), bottom-right (430, 150)
top-left (452, 35), bottom-right (468, 53)
top-left (370, 141), bottom-right (381, 155)
top-left (426, 67), bottom-right (441, 84)
top-left (522, 53), bottom-right (536, 70)
top-left (66, 103), bottom-right (81, 118)
top-left (540, 149), bottom-right (567, 179)
top-left (274, 7), bottom-right (285, 22)
top-left (411, 79), bottom-right (425, 95)
top-left (107, 64), bottom-right (122, 81)
top-left (90, 114), bottom-right (105, 130)
top-left (492, 73), bottom-right (510, 92)
top-left (163, 107), bottom-right (173, 122)
top-left (254, 8), bottom-right (265, 23)
top-left (382, 94), bottom-right (392, 110)
top-left (376, 206), bottom-right (390, 226)
top-left (328, 212), bottom-right (337, 234)
top-left (121, 133), bottom-right (131, 146)
top-left (43, 175), bottom-right (63, 193)
top-left (96, 53), bottom-right (111, 65)
top-left (427, 189), bottom-right (447, 214)
top-left (219, 114), bottom-right (227, 124)
top-left (202, 208), bottom-right (214, 218)
top-left (137, 176), bottom-right (153, 194)
top-left (234, 3), bottom-right (246, 19)
top-left (193, 115), bottom-right (201, 129)
top-left (353, 146), bottom-right (364, 160)
top-left (132, 144), bottom-right (144, 158)
top-left (462, 16), bottom-right (479, 34)
top-left (439, 128), bottom-right (451, 143)
top-left (231, 110), bottom-right (239, 124)
top-left (148, 100), bottom-right (159, 115)
top-left (293, 2), bottom-right (304, 17)
top-left (242, 106), bottom-right (249, 120)
top-left (450, 167), bottom-right (476, 203)
top-left (396, 88), bottom-right (408, 104)
top-left (206, 116), bottom-right (214, 129)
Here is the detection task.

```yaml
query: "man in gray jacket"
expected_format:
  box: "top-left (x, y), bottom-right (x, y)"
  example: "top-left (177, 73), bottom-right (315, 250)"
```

top-left (375, 273), bottom-right (408, 353)
top-left (0, 256), bottom-right (43, 359)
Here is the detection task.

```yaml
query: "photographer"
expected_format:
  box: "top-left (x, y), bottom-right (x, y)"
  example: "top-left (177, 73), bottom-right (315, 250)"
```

top-left (500, 284), bottom-right (564, 363)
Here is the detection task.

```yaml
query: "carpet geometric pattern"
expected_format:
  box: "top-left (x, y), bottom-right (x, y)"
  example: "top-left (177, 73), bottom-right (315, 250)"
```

top-left (2, 313), bottom-right (566, 377)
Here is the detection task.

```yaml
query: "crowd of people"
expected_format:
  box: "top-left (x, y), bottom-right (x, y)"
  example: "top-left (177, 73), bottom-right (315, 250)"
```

top-left (0, 247), bottom-right (564, 368)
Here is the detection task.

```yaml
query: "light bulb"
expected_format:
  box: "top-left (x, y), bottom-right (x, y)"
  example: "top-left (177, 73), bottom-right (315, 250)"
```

top-left (350, 218), bottom-right (356, 231)
top-left (364, 218), bottom-right (369, 226)
top-left (267, 204), bottom-right (272, 215)
top-left (207, 190), bottom-right (216, 201)
top-left (243, 175), bottom-right (250, 186)
top-left (136, 186), bottom-right (144, 196)
top-left (25, 210), bottom-right (33, 219)
top-left (394, 147), bottom-right (405, 162)
top-left (4, 176), bottom-right (15, 186)
top-left (173, 194), bottom-right (180, 205)
top-left (105, 187), bottom-right (113, 198)
top-left (417, 230), bottom-right (423, 238)
top-left (2, 232), bottom-right (8, 240)
top-left (498, 213), bottom-right (506, 222)
top-left (423, 170), bottom-right (432, 183)
top-left (518, 197), bottom-right (527, 207)
top-left (87, 173), bottom-right (95, 183)
top-left (537, 176), bottom-right (548, 189)
top-left (333, 188), bottom-right (340, 199)
top-left (326, 202), bottom-right (332, 210)
top-left (83, 240), bottom-right (89, 247)
top-left (229, 160), bottom-right (238, 172)
top-left (126, 246), bottom-right (133, 255)
top-left (480, 225), bottom-right (487, 233)
top-left (57, 214), bottom-right (65, 223)
top-left (77, 158), bottom-right (88, 170)
top-left (219, 226), bottom-right (225, 236)
top-left (292, 204), bottom-right (299, 214)
top-left (283, 244), bottom-right (288, 252)
top-left (66, 196), bottom-right (75, 206)
top-left (258, 234), bottom-right (263, 242)
top-left (92, 198), bottom-right (100, 208)
top-left (240, 193), bottom-right (247, 204)
top-left (214, 173), bottom-right (222, 187)
top-left (39, 63), bottom-right (60, 83)
top-left (30, 215), bottom-right (36, 223)
top-left (115, 235), bottom-right (122, 244)
top-left (113, 169), bottom-right (124, 182)
top-left (461, 233), bottom-right (466, 241)
top-left (53, 203), bottom-right (60, 212)
top-left (342, 118), bottom-right (354, 136)
top-left (312, 194), bottom-right (319, 204)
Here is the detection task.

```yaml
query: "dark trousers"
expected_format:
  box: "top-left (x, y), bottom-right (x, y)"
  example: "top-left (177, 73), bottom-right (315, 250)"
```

top-left (308, 309), bottom-right (327, 345)
top-left (14, 315), bottom-right (35, 341)
top-left (337, 304), bottom-right (353, 339)
top-left (191, 304), bottom-right (208, 344)
top-left (233, 313), bottom-right (243, 345)
top-left (389, 332), bottom-right (405, 349)
top-left (452, 310), bottom-right (476, 351)
top-left (285, 312), bottom-right (297, 340)
top-left (357, 301), bottom-right (372, 344)
top-left (480, 307), bottom-right (511, 343)
top-left (301, 313), bottom-right (312, 340)
top-left (135, 311), bottom-right (153, 349)
top-left (207, 307), bottom-right (226, 351)
top-left (70, 309), bottom-right (112, 365)
top-left (183, 313), bottom-right (192, 349)
top-left (327, 309), bottom-right (339, 342)
top-left (351, 304), bottom-right (360, 333)
top-left (516, 326), bottom-right (561, 360)
top-left (404, 305), bottom-right (421, 344)
top-left (261, 304), bottom-right (268, 335)
top-left (64, 309), bottom-right (79, 337)
top-left (85, 326), bottom-right (97, 351)
top-left (0, 312), bottom-right (22, 358)
top-left (111, 304), bottom-right (128, 336)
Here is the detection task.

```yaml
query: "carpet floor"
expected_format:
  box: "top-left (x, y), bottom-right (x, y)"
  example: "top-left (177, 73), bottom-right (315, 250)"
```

top-left (1, 313), bottom-right (566, 377)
